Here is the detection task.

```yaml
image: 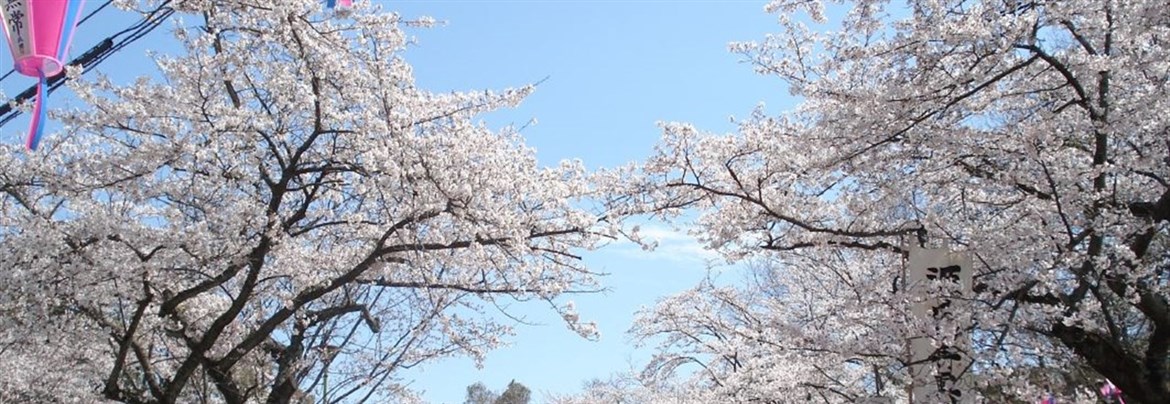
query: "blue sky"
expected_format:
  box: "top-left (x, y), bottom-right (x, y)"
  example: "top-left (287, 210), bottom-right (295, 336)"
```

top-left (392, 0), bottom-right (791, 169)
top-left (388, 2), bottom-right (794, 402)
top-left (0, 1), bottom-right (797, 402)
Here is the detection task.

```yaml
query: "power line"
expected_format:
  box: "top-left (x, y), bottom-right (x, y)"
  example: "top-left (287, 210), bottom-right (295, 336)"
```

top-left (0, 1), bottom-right (174, 127)
top-left (77, 0), bottom-right (115, 25)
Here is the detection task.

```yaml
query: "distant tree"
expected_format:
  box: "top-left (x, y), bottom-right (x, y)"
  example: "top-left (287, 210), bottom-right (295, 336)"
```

top-left (493, 380), bottom-right (531, 404)
top-left (464, 382), bottom-right (497, 404)
top-left (549, 374), bottom-right (708, 404)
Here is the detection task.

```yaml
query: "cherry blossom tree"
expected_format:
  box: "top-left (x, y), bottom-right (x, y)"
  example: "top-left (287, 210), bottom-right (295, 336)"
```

top-left (630, 261), bottom-right (904, 403)
top-left (0, 1), bottom-right (620, 402)
top-left (613, 0), bottom-right (1170, 402)
top-left (548, 373), bottom-right (710, 404)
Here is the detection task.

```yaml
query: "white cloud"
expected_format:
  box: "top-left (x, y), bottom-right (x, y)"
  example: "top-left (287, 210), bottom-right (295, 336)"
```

top-left (608, 223), bottom-right (722, 264)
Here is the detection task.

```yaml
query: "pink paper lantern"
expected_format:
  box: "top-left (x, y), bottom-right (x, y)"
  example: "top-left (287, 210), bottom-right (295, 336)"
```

top-left (325, 0), bottom-right (352, 9)
top-left (0, 0), bottom-right (86, 150)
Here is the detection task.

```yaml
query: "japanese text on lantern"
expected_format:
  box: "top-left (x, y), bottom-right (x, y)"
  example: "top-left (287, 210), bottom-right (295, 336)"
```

top-left (1, 0), bottom-right (28, 57)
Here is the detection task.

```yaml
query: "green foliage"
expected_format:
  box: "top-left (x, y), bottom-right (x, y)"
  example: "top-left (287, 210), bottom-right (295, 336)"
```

top-left (464, 380), bottom-right (531, 404)
top-left (464, 382), bottom-right (497, 404)
top-left (495, 380), bottom-right (532, 404)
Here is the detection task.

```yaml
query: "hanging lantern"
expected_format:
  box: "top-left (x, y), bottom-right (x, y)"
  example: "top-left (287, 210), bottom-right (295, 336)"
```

top-left (0, 0), bottom-right (86, 150)
top-left (325, 0), bottom-right (352, 9)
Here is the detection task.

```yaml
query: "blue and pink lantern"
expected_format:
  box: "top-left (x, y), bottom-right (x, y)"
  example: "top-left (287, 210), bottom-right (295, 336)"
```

top-left (0, 0), bottom-right (86, 150)
top-left (325, 0), bottom-right (351, 9)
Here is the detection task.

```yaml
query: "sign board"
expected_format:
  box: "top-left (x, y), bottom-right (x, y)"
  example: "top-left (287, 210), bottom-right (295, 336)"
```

top-left (908, 246), bottom-right (973, 404)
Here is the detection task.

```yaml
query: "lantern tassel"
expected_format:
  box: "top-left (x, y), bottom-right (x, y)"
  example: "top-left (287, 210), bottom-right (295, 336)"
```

top-left (26, 71), bottom-right (47, 150)
top-left (58, 1), bottom-right (85, 60)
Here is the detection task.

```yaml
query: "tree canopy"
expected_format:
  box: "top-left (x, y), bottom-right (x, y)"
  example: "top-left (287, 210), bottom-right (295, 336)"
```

top-left (0, 1), bottom-right (618, 402)
top-left (605, 0), bottom-right (1170, 402)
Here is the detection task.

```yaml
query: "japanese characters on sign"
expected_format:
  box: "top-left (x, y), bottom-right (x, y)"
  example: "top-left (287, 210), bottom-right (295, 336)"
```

top-left (908, 247), bottom-right (973, 404)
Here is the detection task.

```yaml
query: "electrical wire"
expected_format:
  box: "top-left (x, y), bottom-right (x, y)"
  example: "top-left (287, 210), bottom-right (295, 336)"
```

top-left (77, 0), bottom-right (115, 25)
